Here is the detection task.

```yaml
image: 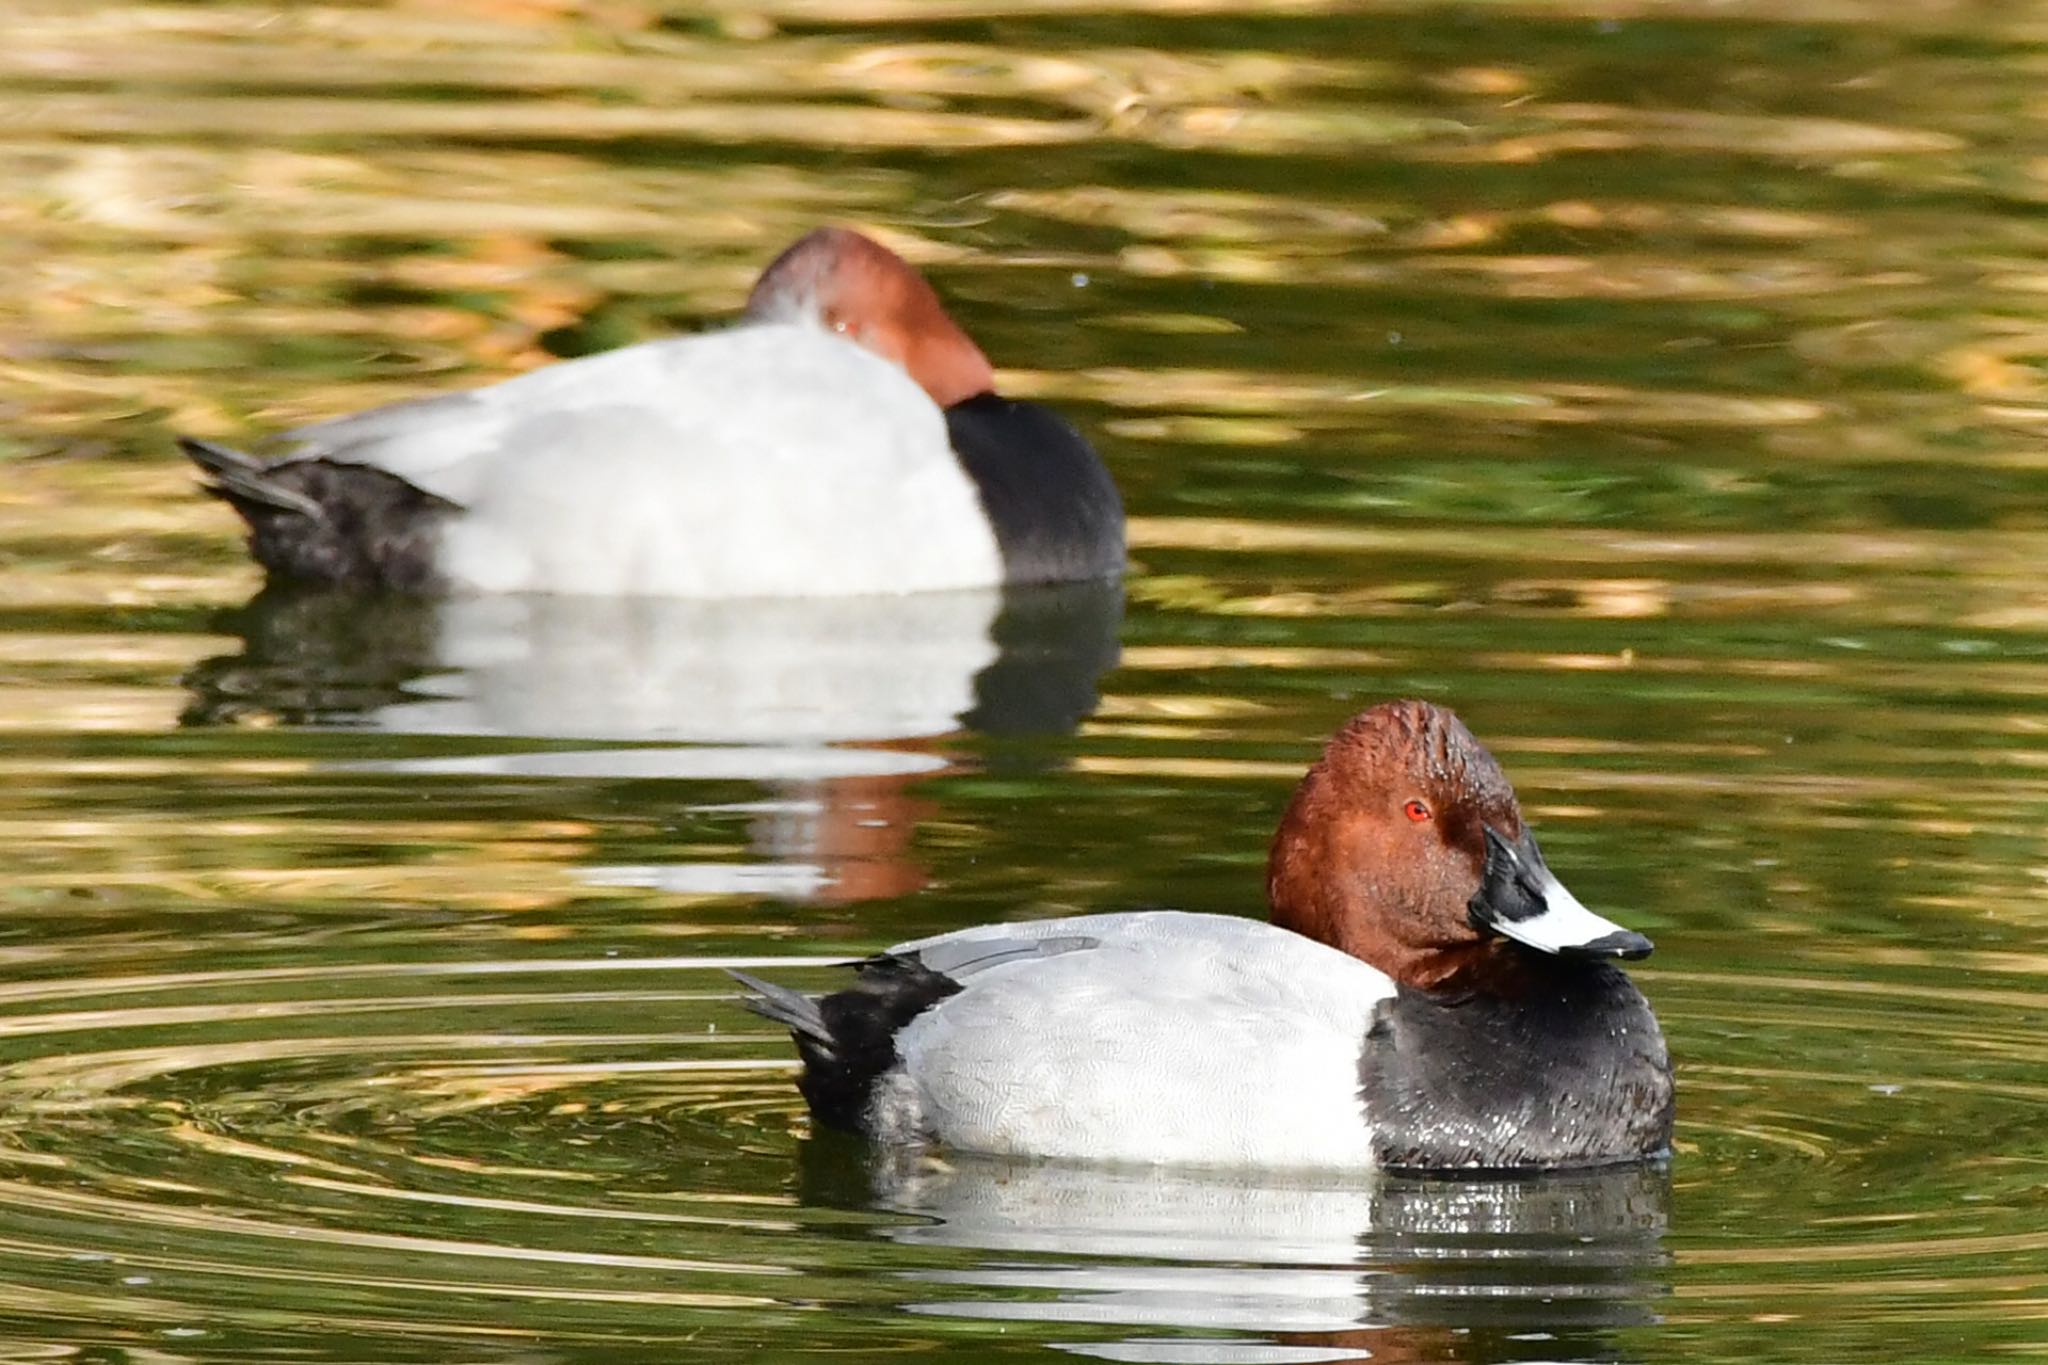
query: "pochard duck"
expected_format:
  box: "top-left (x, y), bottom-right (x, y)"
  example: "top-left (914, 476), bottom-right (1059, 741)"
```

top-left (179, 228), bottom-right (1122, 597)
top-left (733, 700), bottom-right (1674, 1171)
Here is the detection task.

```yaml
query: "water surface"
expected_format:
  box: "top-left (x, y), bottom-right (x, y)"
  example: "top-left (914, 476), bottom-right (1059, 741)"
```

top-left (3, 1), bottom-right (2048, 1360)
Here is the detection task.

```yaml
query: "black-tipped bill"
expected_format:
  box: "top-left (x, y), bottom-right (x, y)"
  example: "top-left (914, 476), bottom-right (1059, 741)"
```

top-left (1469, 826), bottom-right (1654, 960)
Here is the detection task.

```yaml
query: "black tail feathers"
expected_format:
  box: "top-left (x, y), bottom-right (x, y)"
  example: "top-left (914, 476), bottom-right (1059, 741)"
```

top-left (727, 968), bottom-right (834, 1046)
top-left (181, 437), bottom-right (324, 518)
top-left (729, 955), bottom-right (962, 1135)
top-left (178, 436), bottom-right (452, 592)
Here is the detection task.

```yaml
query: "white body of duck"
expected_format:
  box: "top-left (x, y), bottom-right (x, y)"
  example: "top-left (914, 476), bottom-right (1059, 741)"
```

top-left (873, 911), bottom-right (1390, 1168)
top-left (305, 323), bottom-right (999, 597)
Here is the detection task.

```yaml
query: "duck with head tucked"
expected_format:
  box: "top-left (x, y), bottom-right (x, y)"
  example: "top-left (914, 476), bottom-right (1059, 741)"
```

top-left (180, 228), bottom-right (1123, 598)
top-left (733, 700), bottom-right (1674, 1172)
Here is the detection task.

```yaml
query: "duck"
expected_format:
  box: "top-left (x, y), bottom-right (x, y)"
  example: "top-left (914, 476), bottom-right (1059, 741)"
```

top-left (179, 228), bottom-right (1123, 598)
top-left (732, 700), bottom-right (1674, 1171)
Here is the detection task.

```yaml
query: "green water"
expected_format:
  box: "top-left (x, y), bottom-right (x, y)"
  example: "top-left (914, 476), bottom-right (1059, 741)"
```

top-left (3, 0), bottom-right (2047, 1360)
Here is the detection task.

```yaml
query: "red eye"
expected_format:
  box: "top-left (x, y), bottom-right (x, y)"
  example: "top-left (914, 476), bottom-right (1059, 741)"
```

top-left (1403, 799), bottom-right (1432, 823)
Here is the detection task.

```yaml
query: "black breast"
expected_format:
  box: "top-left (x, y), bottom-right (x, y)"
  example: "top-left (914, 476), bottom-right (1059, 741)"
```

top-left (1358, 962), bottom-right (1674, 1171)
top-left (944, 394), bottom-right (1124, 584)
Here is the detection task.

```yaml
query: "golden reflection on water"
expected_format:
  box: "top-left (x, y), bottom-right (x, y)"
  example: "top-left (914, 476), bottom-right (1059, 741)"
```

top-left (4, 0), bottom-right (2046, 454)
top-left (3, 1), bottom-right (2048, 1359)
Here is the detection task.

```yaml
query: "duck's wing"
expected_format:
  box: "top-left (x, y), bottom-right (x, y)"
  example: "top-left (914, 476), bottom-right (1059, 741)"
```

top-left (269, 323), bottom-right (1001, 596)
top-left (876, 911), bottom-right (1394, 1168)
top-left (277, 322), bottom-right (950, 497)
top-left (274, 337), bottom-right (709, 507)
top-left (897, 932), bottom-right (1103, 980)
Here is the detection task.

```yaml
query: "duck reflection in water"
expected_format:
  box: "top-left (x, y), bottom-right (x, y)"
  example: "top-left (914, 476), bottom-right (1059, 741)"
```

top-left (182, 580), bottom-right (1121, 904)
top-left (802, 1140), bottom-right (1670, 1365)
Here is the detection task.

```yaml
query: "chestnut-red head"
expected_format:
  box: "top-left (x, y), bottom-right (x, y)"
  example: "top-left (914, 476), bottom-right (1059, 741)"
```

top-left (745, 227), bottom-right (997, 408)
top-left (1266, 700), bottom-right (1650, 994)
